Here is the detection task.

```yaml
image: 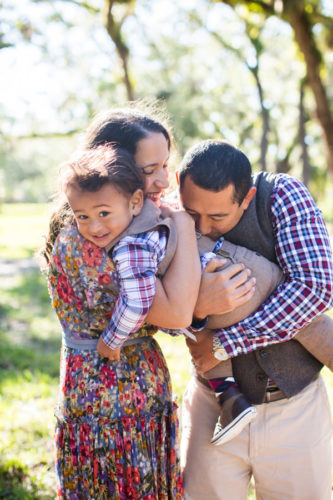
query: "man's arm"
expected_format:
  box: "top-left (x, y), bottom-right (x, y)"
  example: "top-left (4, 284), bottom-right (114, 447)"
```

top-left (214, 175), bottom-right (333, 358)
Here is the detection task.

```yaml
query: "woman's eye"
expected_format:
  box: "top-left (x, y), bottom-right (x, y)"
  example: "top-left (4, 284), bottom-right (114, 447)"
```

top-left (163, 163), bottom-right (168, 170)
top-left (142, 168), bottom-right (154, 176)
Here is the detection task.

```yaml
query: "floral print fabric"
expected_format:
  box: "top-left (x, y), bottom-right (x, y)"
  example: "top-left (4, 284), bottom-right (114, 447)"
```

top-left (48, 225), bottom-right (183, 499)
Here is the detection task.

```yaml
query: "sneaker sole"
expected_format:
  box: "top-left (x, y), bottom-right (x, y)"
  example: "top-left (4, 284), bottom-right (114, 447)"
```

top-left (211, 407), bottom-right (257, 446)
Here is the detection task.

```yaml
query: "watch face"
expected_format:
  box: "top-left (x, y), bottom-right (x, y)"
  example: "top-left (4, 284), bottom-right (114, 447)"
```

top-left (214, 347), bottom-right (229, 361)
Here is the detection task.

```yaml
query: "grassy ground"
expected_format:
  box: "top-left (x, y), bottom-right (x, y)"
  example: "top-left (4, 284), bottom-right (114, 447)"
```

top-left (0, 203), bottom-right (332, 498)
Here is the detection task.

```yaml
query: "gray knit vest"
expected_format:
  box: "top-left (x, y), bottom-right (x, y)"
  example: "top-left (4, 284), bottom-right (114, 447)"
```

top-left (224, 172), bottom-right (322, 404)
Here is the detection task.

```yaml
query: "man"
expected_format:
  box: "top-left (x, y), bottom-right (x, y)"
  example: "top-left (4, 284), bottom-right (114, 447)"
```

top-left (178, 139), bottom-right (333, 499)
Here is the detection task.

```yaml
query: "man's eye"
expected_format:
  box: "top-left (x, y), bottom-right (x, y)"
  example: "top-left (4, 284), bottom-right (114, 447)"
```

top-left (186, 210), bottom-right (197, 217)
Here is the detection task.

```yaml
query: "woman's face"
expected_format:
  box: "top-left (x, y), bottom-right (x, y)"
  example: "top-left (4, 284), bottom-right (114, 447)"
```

top-left (135, 132), bottom-right (170, 207)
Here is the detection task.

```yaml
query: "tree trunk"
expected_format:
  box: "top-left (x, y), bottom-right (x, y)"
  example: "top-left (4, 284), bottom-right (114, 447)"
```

top-left (105, 0), bottom-right (135, 101)
top-left (299, 79), bottom-right (310, 187)
top-left (251, 65), bottom-right (269, 171)
top-left (284, 3), bottom-right (333, 175)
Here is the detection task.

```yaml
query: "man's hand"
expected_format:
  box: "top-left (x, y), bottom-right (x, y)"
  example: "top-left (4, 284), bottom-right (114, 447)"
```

top-left (193, 257), bottom-right (256, 320)
top-left (97, 337), bottom-right (121, 361)
top-left (185, 329), bottom-right (221, 375)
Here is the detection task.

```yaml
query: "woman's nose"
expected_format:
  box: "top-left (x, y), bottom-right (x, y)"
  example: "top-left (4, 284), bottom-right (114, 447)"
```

top-left (154, 170), bottom-right (169, 189)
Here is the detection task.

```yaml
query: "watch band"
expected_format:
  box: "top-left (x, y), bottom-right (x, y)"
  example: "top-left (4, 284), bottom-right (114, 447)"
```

top-left (212, 333), bottom-right (229, 361)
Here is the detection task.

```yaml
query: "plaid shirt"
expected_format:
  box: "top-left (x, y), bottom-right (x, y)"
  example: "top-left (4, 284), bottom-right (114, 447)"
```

top-left (102, 228), bottom-right (167, 349)
top-left (215, 174), bottom-right (333, 357)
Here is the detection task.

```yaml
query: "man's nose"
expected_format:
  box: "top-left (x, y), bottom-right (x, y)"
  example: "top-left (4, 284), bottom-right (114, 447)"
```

top-left (197, 217), bottom-right (211, 236)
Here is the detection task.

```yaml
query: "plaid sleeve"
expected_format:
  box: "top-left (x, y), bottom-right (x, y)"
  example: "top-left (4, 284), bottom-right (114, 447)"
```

top-left (102, 229), bottom-right (167, 349)
top-left (215, 174), bottom-right (333, 358)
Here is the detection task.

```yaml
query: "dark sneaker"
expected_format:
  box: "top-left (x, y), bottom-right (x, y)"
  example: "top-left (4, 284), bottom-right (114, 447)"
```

top-left (211, 386), bottom-right (257, 446)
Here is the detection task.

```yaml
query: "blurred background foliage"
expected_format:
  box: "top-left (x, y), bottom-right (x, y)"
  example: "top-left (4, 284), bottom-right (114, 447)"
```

top-left (1, 0), bottom-right (333, 217)
top-left (1, 0), bottom-right (333, 497)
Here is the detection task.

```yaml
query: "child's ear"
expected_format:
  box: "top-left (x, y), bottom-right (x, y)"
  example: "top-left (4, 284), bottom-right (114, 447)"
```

top-left (130, 189), bottom-right (144, 216)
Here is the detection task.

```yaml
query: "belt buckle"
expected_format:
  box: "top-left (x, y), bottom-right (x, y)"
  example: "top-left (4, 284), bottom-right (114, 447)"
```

top-left (264, 391), bottom-right (274, 403)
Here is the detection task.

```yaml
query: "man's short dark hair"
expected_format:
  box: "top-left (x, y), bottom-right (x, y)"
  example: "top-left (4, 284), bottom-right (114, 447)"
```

top-left (179, 140), bottom-right (253, 205)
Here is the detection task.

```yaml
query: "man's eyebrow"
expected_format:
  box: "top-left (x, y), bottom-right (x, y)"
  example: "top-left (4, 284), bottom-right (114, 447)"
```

top-left (208, 212), bottom-right (228, 217)
top-left (184, 206), bottom-right (227, 217)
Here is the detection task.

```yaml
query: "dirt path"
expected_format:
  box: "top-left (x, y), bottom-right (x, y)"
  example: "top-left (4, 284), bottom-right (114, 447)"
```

top-left (0, 258), bottom-right (39, 277)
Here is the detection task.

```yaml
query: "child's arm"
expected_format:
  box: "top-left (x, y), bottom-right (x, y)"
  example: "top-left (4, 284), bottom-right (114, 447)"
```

top-left (145, 210), bottom-right (201, 328)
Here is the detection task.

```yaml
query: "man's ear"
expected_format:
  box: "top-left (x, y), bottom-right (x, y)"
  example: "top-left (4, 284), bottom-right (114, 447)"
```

top-left (175, 171), bottom-right (180, 186)
top-left (130, 189), bottom-right (144, 216)
top-left (242, 186), bottom-right (256, 210)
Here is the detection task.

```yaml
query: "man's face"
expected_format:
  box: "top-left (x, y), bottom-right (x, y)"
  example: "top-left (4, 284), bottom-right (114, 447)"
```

top-left (180, 175), bottom-right (255, 239)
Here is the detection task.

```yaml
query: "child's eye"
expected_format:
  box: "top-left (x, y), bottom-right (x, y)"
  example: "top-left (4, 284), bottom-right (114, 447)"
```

top-left (77, 215), bottom-right (88, 220)
top-left (99, 211), bottom-right (110, 217)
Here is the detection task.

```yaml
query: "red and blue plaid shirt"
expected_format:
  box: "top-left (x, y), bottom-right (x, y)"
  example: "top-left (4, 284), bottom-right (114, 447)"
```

top-left (215, 174), bottom-right (333, 357)
top-left (102, 228), bottom-right (168, 349)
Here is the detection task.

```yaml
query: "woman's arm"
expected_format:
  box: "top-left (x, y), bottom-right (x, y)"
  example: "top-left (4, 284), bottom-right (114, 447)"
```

top-left (146, 211), bottom-right (201, 329)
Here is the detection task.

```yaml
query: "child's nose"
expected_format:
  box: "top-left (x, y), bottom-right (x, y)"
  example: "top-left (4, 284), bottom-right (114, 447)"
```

top-left (90, 219), bottom-right (103, 234)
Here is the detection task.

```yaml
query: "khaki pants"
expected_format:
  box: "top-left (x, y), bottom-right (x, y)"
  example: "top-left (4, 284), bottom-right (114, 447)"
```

top-left (181, 376), bottom-right (332, 500)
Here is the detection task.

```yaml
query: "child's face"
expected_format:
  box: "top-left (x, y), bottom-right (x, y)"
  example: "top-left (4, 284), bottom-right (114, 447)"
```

top-left (66, 183), bottom-right (143, 248)
top-left (135, 132), bottom-right (170, 207)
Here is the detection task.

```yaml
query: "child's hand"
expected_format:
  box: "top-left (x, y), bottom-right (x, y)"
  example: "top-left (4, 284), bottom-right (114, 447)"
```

top-left (159, 203), bottom-right (177, 218)
top-left (97, 337), bottom-right (121, 361)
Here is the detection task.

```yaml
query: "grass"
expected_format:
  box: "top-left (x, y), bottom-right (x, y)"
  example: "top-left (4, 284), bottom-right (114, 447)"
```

top-left (0, 204), bottom-right (50, 259)
top-left (0, 203), bottom-right (332, 498)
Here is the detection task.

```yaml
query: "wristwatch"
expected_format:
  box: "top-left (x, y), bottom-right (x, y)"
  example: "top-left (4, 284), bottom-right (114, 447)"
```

top-left (212, 334), bottom-right (229, 361)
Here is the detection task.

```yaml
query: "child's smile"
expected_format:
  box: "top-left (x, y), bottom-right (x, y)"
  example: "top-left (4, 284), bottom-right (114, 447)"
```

top-left (66, 183), bottom-right (143, 248)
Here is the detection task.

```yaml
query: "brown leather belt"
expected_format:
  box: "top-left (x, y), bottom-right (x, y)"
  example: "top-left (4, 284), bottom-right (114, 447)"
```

top-left (263, 388), bottom-right (286, 403)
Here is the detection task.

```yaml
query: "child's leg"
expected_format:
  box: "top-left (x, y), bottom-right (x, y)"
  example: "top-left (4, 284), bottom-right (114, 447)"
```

top-left (295, 314), bottom-right (333, 371)
top-left (203, 361), bottom-right (257, 446)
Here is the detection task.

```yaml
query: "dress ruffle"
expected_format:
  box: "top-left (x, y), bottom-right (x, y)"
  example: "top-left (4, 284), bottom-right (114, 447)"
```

top-left (55, 405), bottom-right (183, 499)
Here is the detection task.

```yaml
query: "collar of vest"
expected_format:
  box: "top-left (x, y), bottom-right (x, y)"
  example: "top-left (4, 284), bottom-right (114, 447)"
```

top-left (105, 199), bottom-right (161, 253)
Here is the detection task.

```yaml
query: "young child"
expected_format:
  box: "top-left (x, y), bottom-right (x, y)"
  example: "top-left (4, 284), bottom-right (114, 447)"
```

top-left (58, 144), bottom-right (200, 360)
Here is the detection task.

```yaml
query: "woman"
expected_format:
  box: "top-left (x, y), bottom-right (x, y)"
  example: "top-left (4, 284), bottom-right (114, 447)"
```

top-left (42, 104), bottom-right (201, 499)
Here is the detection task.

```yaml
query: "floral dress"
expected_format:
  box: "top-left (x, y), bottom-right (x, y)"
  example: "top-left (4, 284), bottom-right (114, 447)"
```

top-left (48, 224), bottom-right (183, 499)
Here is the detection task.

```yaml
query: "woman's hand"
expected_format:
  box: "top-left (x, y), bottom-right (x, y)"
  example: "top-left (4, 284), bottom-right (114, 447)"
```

top-left (97, 337), bottom-right (121, 361)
